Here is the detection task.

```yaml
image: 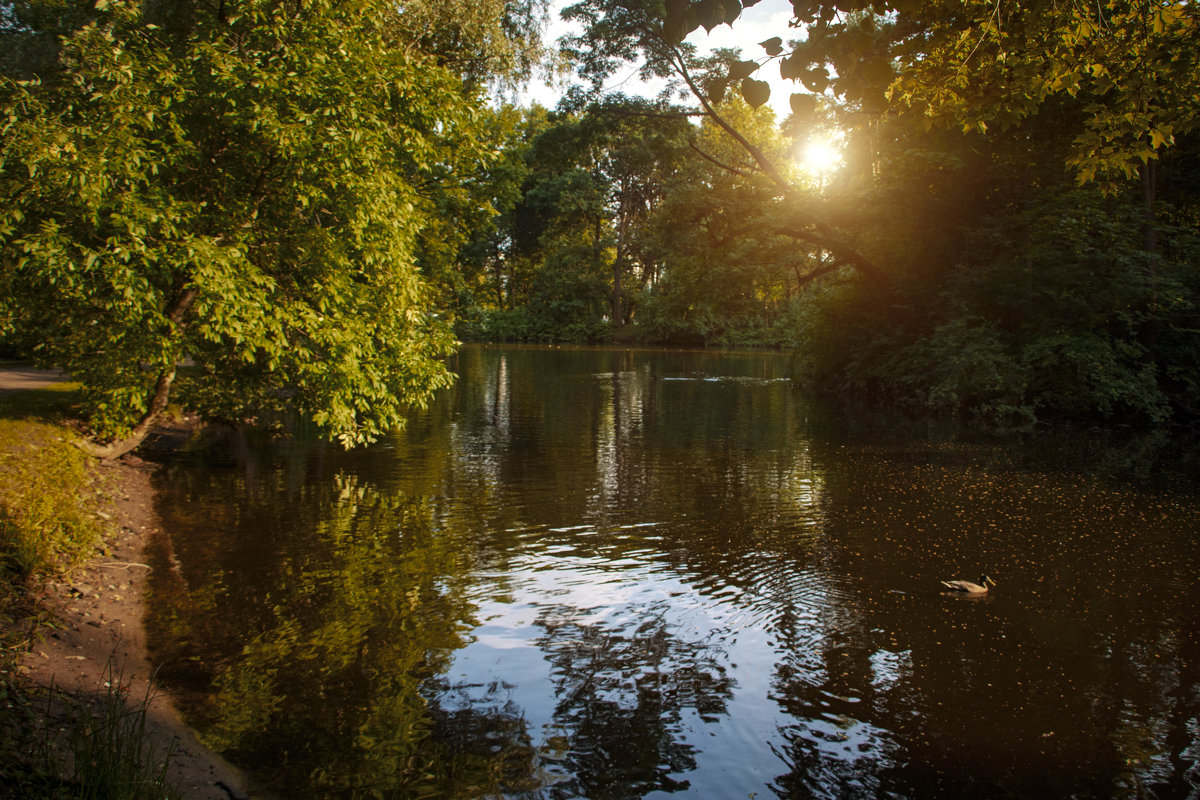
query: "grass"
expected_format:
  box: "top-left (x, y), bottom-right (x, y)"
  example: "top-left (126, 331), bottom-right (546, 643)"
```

top-left (0, 385), bottom-right (100, 579)
top-left (0, 382), bottom-right (181, 799)
top-left (2, 664), bottom-right (179, 800)
top-left (67, 662), bottom-right (179, 800)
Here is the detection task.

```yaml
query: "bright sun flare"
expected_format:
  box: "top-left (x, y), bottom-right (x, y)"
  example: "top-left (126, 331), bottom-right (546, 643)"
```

top-left (801, 139), bottom-right (844, 176)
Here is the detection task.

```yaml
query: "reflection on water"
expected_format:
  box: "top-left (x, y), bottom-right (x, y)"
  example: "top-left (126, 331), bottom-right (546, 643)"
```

top-left (148, 345), bottom-right (1200, 798)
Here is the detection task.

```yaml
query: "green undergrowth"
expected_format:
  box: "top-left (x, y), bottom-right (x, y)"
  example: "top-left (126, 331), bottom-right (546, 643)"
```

top-left (0, 383), bottom-right (180, 799)
top-left (2, 663), bottom-right (180, 800)
top-left (0, 384), bottom-right (100, 580)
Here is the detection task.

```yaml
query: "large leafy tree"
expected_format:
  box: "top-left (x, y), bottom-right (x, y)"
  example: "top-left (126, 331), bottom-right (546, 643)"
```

top-left (578, 96), bottom-right (692, 326)
top-left (0, 0), bottom-right (543, 456)
top-left (765, 5), bottom-right (1200, 425)
top-left (640, 93), bottom-right (818, 345)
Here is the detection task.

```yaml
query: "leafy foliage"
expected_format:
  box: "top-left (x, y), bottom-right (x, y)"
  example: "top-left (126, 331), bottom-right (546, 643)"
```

top-left (793, 108), bottom-right (1200, 426)
top-left (662, 1), bottom-right (1200, 188)
top-left (0, 0), bottom-right (541, 448)
top-left (508, 0), bottom-right (1200, 428)
top-left (462, 97), bottom-right (694, 342)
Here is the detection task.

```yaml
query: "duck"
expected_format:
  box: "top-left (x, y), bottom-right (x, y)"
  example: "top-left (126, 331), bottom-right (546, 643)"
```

top-left (940, 574), bottom-right (996, 594)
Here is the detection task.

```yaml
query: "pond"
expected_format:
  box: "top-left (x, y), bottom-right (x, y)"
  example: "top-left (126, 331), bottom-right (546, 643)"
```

top-left (147, 345), bottom-right (1200, 799)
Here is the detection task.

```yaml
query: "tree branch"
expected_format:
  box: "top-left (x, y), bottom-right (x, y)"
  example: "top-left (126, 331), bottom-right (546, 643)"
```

top-left (687, 137), bottom-right (757, 179)
top-left (768, 224), bottom-right (892, 288)
top-left (707, 217), bottom-right (893, 290)
top-left (668, 45), bottom-right (792, 193)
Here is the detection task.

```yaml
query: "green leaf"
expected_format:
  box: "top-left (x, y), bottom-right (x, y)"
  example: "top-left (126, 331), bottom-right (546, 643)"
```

top-left (706, 78), bottom-right (729, 103)
top-left (788, 92), bottom-right (816, 117)
top-left (1149, 126), bottom-right (1174, 149)
top-left (779, 53), bottom-right (805, 81)
top-left (760, 37), bottom-right (784, 57)
top-left (728, 59), bottom-right (759, 82)
top-left (663, 0), bottom-right (694, 44)
top-left (723, 0), bottom-right (743, 26)
top-left (696, 0), bottom-right (726, 33)
top-left (740, 77), bottom-right (771, 108)
top-left (801, 68), bottom-right (829, 93)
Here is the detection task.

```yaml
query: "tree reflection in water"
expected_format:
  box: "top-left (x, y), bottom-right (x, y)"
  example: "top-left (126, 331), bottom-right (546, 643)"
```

top-left (529, 603), bottom-right (733, 797)
top-left (148, 468), bottom-right (528, 798)
top-left (146, 346), bottom-right (1200, 799)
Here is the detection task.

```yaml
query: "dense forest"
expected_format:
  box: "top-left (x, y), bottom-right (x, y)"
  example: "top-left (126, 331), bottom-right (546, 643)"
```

top-left (2, 0), bottom-right (1199, 445)
top-left (451, 0), bottom-right (1200, 431)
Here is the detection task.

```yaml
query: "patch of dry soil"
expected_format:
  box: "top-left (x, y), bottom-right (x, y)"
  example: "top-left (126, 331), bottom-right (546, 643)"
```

top-left (16, 444), bottom-right (250, 799)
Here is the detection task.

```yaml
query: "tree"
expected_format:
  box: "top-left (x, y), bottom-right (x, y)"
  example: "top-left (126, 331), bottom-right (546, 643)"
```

top-left (562, 0), bottom-right (892, 287)
top-left (685, 1), bottom-right (1199, 189)
top-left (388, 0), bottom-right (551, 92)
top-left (0, 0), bottom-right (544, 456)
top-left (641, 92), bottom-right (820, 346)
top-left (578, 96), bottom-right (691, 326)
top-left (458, 97), bottom-right (691, 342)
top-left (557, 0), bottom-right (1200, 426)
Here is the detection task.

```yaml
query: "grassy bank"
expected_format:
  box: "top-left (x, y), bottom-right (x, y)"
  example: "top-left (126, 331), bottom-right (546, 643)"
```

top-left (0, 385), bottom-right (101, 580)
top-left (0, 384), bottom-right (180, 799)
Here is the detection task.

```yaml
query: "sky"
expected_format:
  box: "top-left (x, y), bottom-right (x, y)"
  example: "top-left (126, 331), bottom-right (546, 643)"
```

top-left (522, 0), bottom-right (801, 119)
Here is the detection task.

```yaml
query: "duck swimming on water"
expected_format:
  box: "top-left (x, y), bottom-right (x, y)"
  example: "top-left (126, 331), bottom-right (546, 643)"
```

top-left (940, 574), bottom-right (996, 594)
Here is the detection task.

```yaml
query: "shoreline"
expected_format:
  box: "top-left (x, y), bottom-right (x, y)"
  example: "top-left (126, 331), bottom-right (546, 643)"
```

top-left (14, 427), bottom-right (250, 799)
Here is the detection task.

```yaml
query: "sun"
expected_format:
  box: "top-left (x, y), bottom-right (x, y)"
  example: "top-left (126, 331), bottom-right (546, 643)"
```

top-left (800, 138), bottom-right (844, 177)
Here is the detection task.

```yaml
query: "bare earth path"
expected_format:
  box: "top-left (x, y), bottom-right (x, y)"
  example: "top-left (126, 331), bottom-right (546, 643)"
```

top-left (0, 365), bottom-right (68, 394)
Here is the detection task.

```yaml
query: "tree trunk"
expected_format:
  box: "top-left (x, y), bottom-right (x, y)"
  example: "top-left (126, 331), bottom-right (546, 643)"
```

top-left (76, 286), bottom-right (198, 459)
top-left (1140, 158), bottom-right (1159, 360)
top-left (612, 212), bottom-right (628, 325)
top-left (75, 366), bottom-right (178, 460)
top-left (1142, 158), bottom-right (1158, 256)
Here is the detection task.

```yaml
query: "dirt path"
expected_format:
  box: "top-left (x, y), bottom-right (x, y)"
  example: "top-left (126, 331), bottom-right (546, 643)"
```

top-left (13, 425), bottom-right (251, 798)
top-left (0, 365), bottom-right (68, 395)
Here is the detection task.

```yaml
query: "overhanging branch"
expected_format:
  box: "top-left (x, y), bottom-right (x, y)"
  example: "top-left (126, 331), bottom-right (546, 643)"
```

top-left (687, 138), bottom-right (757, 179)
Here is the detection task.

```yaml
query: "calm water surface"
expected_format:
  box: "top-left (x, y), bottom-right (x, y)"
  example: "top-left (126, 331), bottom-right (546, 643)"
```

top-left (148, 345), bottom-right (1200, 799)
